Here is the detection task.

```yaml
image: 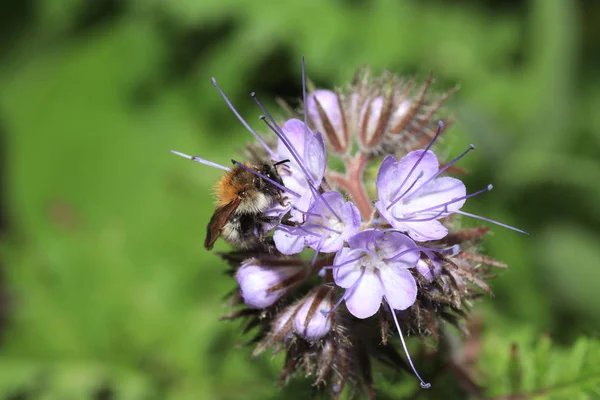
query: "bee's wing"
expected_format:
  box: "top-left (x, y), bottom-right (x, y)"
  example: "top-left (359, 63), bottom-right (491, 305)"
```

top-left (204, 198), bottom-right (242, 250)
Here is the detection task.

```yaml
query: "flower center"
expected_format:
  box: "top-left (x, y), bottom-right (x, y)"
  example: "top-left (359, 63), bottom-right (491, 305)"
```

top-left (361, 251), bottom-right (385, 273)
top-left (390, 199), bottom-right (407, 219)
top-left (328, 216), bottom-right (343, 235)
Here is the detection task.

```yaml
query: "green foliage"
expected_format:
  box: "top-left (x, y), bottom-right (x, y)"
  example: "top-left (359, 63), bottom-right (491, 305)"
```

top-left (0, 0), bottom-right (599, 398)
top-left (481, 322), bottom-right (600, 399)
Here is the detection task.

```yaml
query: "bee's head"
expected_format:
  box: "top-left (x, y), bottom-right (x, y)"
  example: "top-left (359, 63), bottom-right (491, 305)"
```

top-left (257, 163), bottom-right (285, 196)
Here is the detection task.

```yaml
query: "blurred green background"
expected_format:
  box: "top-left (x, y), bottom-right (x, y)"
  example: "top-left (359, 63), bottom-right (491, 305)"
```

top-left (1, 0), bottom-right (599, 398)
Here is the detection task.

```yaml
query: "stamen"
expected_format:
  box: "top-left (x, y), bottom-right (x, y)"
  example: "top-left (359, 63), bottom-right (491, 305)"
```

top-left (297, 225), bottom-right (329, 238)
top-left (444, 244), bottom-right (461, 256)
top-left (231, 160), bottom-right (300, 197)
top-left (322, 254), bottom-right (366, 270)
top-left (210, 78), bottom-right (277, 159)
top-left (388, 121), bottom-right (444, 203)
top-left (170, 150), bottom-right (230, 172)
top-left (279, 211), bottom-right (341, 235)
top-left (303, 223), bottom-right (342, 235)
top-left (393, 206), bottom-right (448, 223)
top-left (312, 235), bottom-right (326, 265)
top-left (309, 187), bottom-right (343, 223)
top-left (353, 246), bottom-right (378, 259)
top-left (259, 115), bottom-right (315, 184)
top-left (301, 56), bottom-right (309, 136)
top-left (259, 115), bottom-right (343, 222)
top-left (387, 171), bottom-right (424, 210)
top-left (384, 245), bottom-right (458, 262)
top-left (456, 210), bottom-right (529, 235)
top-left (275, 223), bottom-right (317, 237)
top-left (402, 144), bottom-right (475, 203)
top-left (261, 218), bottom-right (295, 233)
top-left (320, 267), bottom-right (366, 316)
top-left (254, 100), bottom-right (312, 182)
top-left (406, 184), bottom-right (493, 216)
top-left (295, 209), bottom-right (324, 218)
top-left (383, 294), bottom-right (431, 389)
top-left (437, 144), bottom-right (474, 175)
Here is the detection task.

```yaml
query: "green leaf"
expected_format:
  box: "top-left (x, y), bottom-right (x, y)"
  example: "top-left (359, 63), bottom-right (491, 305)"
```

top-left (481, 327), bottom-right (600, 399)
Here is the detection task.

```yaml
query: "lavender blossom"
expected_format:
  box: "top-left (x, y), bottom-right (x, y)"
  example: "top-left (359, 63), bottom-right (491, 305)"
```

top-left (274, 191), bottom-right (361, 255)
top-left (375, 151), bottom-right (467, 241)
top-left (331, 230), bottom-right (420, 318)
top-left (269, 118), bottom-right (326, 221)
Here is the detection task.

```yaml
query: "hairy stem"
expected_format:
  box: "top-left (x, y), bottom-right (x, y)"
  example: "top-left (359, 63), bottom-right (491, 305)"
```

top-left (328, 153), bottom-right (372, 219)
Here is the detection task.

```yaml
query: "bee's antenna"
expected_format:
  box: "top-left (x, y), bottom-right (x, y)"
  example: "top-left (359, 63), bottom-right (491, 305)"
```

top-left (273, 159), bottom-right (290, 167)
top-left (170, 150), bottom-right (230, 172)
top-left (231, 159), bottom-right (300, 198)
top-left (211, 77), bottom-right (278, 160)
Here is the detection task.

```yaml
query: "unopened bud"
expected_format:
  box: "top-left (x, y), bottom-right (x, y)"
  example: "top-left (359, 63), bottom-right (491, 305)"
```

top-left (307, 90), bottom-right (348, 154)
top-left (271, 304), bottom-right (298, 344)
top-left (236, 257), bottom-right (309, 309)
top-left (415, 252), bottom-right (442, 282)
top-left (294, 285), bottom-right (335, 340)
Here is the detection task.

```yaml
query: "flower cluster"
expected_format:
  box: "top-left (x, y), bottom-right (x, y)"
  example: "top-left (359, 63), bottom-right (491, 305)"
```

top-left (174, 62), bottom-right (525, 398)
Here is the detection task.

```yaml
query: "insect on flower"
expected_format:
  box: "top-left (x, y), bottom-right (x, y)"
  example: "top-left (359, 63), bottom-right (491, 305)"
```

top-left (170, 76), bottom-right (311, 251)
top-left (208, 159), bottom-right (293, 250)
top-left (170, 151), bottom-right (291, 250)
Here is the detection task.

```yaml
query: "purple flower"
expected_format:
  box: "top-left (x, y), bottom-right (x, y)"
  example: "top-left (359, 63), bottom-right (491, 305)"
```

top-left (270, 118), bottom-right (327, 221)
top-left (294, 286), bottom-right (334, 340)
top-left (332, 230), bottom-right (420, 319)
top-left (273, 191), bottom-right (361, 255)
top-left (236, 258), bottom-right (309, 309)
top-left (375, 151), bottom-right (466, 241)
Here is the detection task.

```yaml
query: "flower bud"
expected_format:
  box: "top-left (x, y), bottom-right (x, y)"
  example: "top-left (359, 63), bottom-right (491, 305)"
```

top-left (251, 303), bottom-right (299, 358)
top-left (358, 95), bottom-right (385, 149)
top-left (314, 338), bottom-right (335, 385)
top-left (293, 285), bottom-right (335, 340)
top-left (307, 90), bottom-right (349, 154)
top-left (236, 257), bottom-right (309, 309)
top-left (271, 304), bottom-right (298, 343)
top-left (416, 253), bottom-right (442, 282)
top-left (358, 94), bottom-right (413, 151)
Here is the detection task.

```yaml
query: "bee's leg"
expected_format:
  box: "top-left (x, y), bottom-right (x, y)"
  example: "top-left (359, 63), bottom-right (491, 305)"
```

top-left (277, 194), bottom-right (291, 207)
top-left (257, 215), bottom-right (297, 228)
top-left (279, 219), bottom-right (297, 227)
